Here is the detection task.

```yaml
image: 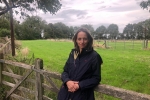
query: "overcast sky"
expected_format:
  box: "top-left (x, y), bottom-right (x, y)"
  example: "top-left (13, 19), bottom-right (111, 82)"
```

top-left (32, 0), bottom-right (150, 33)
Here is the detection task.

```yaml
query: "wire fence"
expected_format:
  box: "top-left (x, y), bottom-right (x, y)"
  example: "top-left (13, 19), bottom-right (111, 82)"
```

top-left (94, 39), bottom-right (149, 50)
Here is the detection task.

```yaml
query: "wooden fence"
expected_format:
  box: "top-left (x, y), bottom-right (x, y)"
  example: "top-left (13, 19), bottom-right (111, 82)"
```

top-left (0, 37), bottom-right (11, 54)
top-left (0, 53), bottom-right (150, 100)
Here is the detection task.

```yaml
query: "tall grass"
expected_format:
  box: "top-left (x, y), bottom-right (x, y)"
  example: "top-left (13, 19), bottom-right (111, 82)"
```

top-left (21, 39), bottom-right (150, 99)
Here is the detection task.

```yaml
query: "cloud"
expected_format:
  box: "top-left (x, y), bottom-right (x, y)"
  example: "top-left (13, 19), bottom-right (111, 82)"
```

top-left (19, 0), bottom-right (150, 33)
top-left (38, 9), bottom-right (88, 26)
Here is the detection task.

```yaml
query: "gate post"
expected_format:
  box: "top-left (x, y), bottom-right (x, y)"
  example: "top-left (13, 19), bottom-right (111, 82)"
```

top-left (35, 58), bottom-right (44, 100)
top-left (0, 53), bottom-right (4, 84)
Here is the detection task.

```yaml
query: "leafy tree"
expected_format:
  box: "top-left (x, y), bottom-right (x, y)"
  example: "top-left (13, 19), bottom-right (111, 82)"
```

top-left (141, 19), bottom-right (150, 39)
top-left (0, 28), bottom-right (10, 37)
top-left (95, 25), bottom-right (106, 39)
top-left (123, 24), bottom-right (134, 39)
top-left (44, 22), bottom-right (71, 39)
top-left (107, 24), bottom-right (119, 39)
top-left (53, 24), bottom-right (63, 38)
top-left (15, 16), bottom-right (45, 40)
top-left (68, 26), bottom-right (74, 39)
top-left (54, 22), bottom-right (70, 38)
top-left (140, 0), bottom-right (150, 12)
top-left (123, 19), bottom-right (150, 40)
top-left (0, 12), bottom-right (10, 20)
top-left (73, 26), bottom-right (80, 33)
top-left (133, 23), bottom-right (143, 39)
top-left (44, 23), bottom-right (54, 39)
top-left (117, 33), bottom-right (124, 39)
top-left (14, 22), bottom-right (22, 39)
top-left (80, 24), bottom-right (94, 37)
top-left (0, 17), bottom-right (9, 29)
top-left (0, 17), bottom-right (10, 37)
top-left (0, 0), bottom-right (62, 16)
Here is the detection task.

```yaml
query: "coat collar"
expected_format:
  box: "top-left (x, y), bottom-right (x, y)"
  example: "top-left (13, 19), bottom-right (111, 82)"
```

top-left (72, 48), bottom-right (93, 57)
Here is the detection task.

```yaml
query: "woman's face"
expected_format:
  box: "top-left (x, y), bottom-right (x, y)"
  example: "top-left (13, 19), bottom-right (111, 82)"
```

top-left (76, 31), bottom-right (88, 50)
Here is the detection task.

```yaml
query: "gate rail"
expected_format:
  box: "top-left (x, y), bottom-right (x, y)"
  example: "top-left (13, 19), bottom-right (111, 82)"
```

top-left (0, 54), bottom-right (150, 100)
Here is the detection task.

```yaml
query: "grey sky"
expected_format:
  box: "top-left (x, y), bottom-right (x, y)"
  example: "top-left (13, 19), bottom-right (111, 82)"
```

top-left (22, 0), bottom-right (150, 33)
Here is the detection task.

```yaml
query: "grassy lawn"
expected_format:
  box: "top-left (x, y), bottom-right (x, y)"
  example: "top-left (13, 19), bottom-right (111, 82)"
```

top-left (20, 39), bottom-right (150, 99)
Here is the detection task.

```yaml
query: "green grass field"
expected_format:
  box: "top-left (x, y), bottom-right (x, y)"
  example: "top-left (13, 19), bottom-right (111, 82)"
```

top-left (20, 39), bottom-right (150, 99)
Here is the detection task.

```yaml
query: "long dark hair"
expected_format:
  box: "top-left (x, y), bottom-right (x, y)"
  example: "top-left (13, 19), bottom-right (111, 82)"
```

top-left (72, 28), bottom-right (93, 51)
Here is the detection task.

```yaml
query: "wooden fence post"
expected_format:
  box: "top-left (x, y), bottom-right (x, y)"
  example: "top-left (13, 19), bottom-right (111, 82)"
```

top-left (146, 39), bottom-right (148, 48)
top-left (143, 40), bottom-right (145, 49)
top-left (104, 40), bottom-right (107, 48)
top-left (0, 53), bottom-right (4, 84)
top-left (35, 58), bottom-right (44, 100)
top-left (124, 38), bottom-right (125, 49)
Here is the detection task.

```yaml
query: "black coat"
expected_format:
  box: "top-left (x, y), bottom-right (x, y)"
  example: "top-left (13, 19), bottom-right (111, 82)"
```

top-left (57, 48), bottom-right (103, 100)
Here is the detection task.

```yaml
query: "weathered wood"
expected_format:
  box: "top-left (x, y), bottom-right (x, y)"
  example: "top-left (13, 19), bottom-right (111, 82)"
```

top-left (0, 41), bottom-right (10, 53)
top-left (34, 70), bottom-right (150, 100)
top-left (6, 66), bottom-right (18, 83)
top-left (0, 43), bottom-right (3, 46)
top-left (43, 70), bottom-right (61, 79)
top-left (95, 84), bottom-right (150, 100)
top-left (33, 68), bottom-right (59, 93)
top-left (32, 68), bottom-right (61, 80)
top-left (1, 58), bottom-right (150, 100)
top-left (43, 95), bottom-right (53, 100)
top-left (2, 80), bottom-right (35, 95)
top-left (0, 53), bottom-right (3, 84)
top-left (35, 58), bottom-right (44, 100)
top-left (42, 83), bottom-right (58, 93)
top-left (2, 71), bottom-right (22, 80)
top-left (2, 71), bottom-right (35, 84)
top-left (10, 93), bottom-right (30, 100)
top-left (6, 69), bottom-right (33, 98)
top-left (0, 59), bottom-right (32, 69)
top-left (2, 80), bottom-right (14, 87)
top-left (44, 75), bottom-right (59, 93)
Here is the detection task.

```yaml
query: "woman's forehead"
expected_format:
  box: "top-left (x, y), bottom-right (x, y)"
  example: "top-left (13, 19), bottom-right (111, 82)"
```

top-left (77, 31), bottom-right (87, 37)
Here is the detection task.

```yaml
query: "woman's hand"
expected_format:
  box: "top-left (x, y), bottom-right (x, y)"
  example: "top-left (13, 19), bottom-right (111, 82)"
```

top-left (74, 82), bottom-right (79, 91)
top-left (66, 81), bottom-right (79, 92)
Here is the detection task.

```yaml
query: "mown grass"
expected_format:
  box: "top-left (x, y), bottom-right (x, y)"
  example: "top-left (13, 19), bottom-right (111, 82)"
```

top-left (21, 39), bottom-right (150, 100)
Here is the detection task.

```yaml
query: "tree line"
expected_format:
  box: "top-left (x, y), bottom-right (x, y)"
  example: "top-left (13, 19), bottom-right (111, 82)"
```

top-left (0, 15), bottom-right (150, 40)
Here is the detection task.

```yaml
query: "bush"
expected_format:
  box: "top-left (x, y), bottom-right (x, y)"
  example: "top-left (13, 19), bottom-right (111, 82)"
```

top-left (0, 28), bottom-right (10, 37)
top-left (0, 84), bottom-right (6, 100)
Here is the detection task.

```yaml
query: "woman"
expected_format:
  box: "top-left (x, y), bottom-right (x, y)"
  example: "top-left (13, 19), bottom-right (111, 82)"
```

top-left (57, 28), bottom-right (103, 100)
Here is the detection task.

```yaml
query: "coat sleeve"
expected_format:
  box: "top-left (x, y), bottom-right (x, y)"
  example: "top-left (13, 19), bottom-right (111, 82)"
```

top-left (79, 54), bottom-right (103, 90)
top-left (61, 52), bottom-right (72, 84)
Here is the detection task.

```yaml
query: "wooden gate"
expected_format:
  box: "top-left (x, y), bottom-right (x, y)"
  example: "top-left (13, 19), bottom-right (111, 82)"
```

top-left (1, 53), bottom-right (150, 100)
top-left (0, 53), bottom-right (61, 100)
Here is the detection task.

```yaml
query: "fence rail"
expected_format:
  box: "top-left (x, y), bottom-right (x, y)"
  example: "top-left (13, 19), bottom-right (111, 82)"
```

top-left (0, 37), bottom-right (11, 54)
top-left (0, 54), bottom-right (150, 100)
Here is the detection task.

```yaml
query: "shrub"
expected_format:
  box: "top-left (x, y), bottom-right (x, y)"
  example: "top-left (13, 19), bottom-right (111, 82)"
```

top-left (0, 84), bottom-right (6, 100)
top-left (0, 29), bottom-right (10, 37)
